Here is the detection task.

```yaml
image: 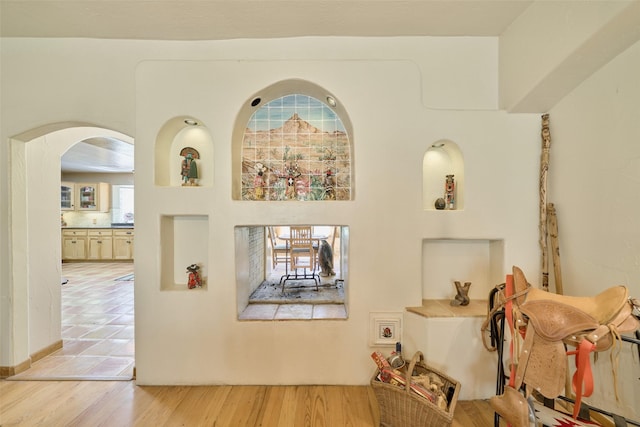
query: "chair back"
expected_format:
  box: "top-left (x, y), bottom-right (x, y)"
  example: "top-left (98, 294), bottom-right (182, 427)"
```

top-left (289, 226), bottom-right (315, 270)
top-left (267, 226), bottom-right (278, 247)
top-left (290, 226), bottom-right (312, 245)
top-left (267, 226), bottom-right (289, 268)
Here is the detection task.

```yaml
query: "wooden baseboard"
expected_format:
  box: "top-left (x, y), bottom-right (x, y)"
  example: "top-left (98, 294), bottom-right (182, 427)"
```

top-left (31, 340), bottom-right (63, 363)
top-left (0, 359), bottom-right (31, 379)
top-left (0, 339), bottom-right (63, 378)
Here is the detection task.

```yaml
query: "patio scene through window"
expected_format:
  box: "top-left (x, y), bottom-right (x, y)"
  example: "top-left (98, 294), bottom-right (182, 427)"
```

top-left (235, 225), bottom-right (349, 320)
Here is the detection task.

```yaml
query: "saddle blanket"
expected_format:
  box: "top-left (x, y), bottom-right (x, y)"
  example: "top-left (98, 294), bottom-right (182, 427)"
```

top-left (533, 401), bottom-right (602, 426)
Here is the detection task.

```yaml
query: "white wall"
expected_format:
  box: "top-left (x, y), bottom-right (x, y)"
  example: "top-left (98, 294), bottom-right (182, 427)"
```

top-left (499, 0), bottom-right (640, 113)
top-left (1, 37), bottom-right (540, 398)
top-left (547, 39), bottom-right (640, 419)
top-left (134, 57), bottom-right (538, 391)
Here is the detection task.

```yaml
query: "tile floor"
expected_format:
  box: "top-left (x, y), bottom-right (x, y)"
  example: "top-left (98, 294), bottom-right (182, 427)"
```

top-left (240, 262), bottom-right (347, 320)
top-left (9, 262), bottom-right (135, 380)
top-left (239, 302), bottom-right (347, 320)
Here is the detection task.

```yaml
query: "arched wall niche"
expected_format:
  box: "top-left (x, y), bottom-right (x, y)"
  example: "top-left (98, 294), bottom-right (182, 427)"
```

top-left (422, 139), bottom-right (465, 210)
top-left (231, 79), bottom-right (354, 201)
top-left (154, 116), bottom-right (214, 187)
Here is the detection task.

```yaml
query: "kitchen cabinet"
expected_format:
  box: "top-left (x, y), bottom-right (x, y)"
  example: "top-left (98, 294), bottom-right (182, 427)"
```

top-left (62, 229), bottom-right (87, 260)
top-left (113, 229), bottom-right (134, 260)
top-left (60, 182), bottom-right (110, 212)
top-left (87, 229), bottom-right (113, 260)
top-left (61, 182), bottom-right (75, 210)
top-left (62, 228), bottom-right (133, 261)
top-left (76, 183), bottom-right (110, 212)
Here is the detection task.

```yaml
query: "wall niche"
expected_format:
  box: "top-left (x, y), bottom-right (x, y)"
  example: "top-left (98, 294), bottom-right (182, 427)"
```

top-left (231, 79), bottom-right (355, 201)
top-left (160, 215), bottom-right (209, 291)
top-left (154, 116), bottom-right (214, 187)
top-left (422, 238), bottom-right (504, 303)
top-left (423, 140), bottom-right (464, 211)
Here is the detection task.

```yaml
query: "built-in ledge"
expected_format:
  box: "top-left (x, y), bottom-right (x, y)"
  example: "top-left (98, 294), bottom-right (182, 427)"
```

top-left (406, 299), bottom-right (487, 318)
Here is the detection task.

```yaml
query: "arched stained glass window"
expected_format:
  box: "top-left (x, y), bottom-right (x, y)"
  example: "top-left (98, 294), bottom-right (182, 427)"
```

top-left (241, 94), bottom-right (351, 201)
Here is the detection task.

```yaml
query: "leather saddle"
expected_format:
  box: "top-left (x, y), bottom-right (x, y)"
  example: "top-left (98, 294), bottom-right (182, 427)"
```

top-left (484, 266), bottom-right (640, 427)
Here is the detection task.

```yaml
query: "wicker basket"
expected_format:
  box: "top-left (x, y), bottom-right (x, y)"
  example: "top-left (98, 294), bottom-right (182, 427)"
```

top-left (370, 351), bottom-right (461, 427)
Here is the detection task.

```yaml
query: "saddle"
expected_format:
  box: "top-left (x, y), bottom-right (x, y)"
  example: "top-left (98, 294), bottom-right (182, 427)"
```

top-left (483, 266), bottom-right (640, 427)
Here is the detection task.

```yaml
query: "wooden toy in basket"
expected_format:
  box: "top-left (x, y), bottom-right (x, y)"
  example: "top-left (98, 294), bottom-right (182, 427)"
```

top-left (370, 350), bottom-right (461, 427)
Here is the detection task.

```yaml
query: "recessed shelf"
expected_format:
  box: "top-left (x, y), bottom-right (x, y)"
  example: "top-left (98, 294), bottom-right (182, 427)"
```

top-left (423, 140), bottom-right (464, 210)
top-left (160, 215), bottom-right (209, 291)
top-left (155, 116), bottom-right (214, 187)
top-left (406, 299), bottom-right (487, 318)
top-left (422, 238), bottom-right (504, 303)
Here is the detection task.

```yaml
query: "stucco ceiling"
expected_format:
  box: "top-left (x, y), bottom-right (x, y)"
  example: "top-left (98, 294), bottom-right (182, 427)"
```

top-left (0, 1), bottom-right (533, 40)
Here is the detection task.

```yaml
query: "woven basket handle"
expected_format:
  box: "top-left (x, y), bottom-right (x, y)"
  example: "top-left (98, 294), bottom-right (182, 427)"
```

top-left (404, 351), bottom-right (424, 393)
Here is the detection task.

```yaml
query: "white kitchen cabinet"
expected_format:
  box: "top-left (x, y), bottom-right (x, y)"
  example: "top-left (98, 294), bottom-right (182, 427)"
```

top-left (87, 229), bottom-right (114, 260)
top-left (61, 229), bottom-right (87, 260)
top-left (113, 229), bottom-right (134, 260)
top-left (76, 183), bottom-right (110, 212)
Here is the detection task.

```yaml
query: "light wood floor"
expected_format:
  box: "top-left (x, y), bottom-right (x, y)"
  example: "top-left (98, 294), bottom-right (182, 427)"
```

top-left (3, 262), bottom-right (501, 426)
top-left (0, 381), bottom-right (498, 426)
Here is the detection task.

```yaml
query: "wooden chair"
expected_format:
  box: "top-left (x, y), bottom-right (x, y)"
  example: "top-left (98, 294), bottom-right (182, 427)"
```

top-left (280, 226), bottom-right (319, 292)
top-left (267, 227), bottom-right (288, 269)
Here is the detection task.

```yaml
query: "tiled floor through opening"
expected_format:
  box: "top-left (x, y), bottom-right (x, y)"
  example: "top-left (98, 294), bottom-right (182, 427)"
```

top-left (240, 262), bottom-right (347, 321)
top-left (8, 262), bottom-right (135, 380)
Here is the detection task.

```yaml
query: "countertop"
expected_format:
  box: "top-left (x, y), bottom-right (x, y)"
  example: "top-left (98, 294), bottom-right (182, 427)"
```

top-left (406, 299), bottom-right (487, 318)
top-left (62, 226), bottom-right (134, 229)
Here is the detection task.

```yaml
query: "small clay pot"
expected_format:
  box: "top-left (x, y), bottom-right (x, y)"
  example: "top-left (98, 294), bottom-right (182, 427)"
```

top-left (435, 198), bottom-right (446, 210)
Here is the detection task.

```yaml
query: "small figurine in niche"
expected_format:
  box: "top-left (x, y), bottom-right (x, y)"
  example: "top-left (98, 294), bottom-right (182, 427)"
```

top-left (186, 264), bottom-right (202, 289)
top-left (180, 147), bottom-right (200, 186)
top-left (444, 174), bottom-right (455, 209)
top-left (450, 281), bottom-right (471, 306)
top-left (318, 239), bottom-right (336, 276)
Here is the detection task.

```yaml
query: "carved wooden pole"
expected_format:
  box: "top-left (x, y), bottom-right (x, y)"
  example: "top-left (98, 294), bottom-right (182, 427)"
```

top-left (547, 202), bottom-right (563, 295)
top-left (540, 114), bottom-right (551, 291)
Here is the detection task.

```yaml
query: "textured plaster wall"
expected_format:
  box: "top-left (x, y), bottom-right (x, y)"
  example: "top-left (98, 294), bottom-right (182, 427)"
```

top-left (1, 37), bottom-right (539, 399)
top-left (547, 39), bottom-right (640, 419)
top-left (134, 58), bottom-right (539, 397)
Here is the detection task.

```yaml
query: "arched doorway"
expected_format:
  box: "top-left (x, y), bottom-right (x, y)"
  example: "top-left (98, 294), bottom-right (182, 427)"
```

top-left (8, 124), bottom-right (135, 379)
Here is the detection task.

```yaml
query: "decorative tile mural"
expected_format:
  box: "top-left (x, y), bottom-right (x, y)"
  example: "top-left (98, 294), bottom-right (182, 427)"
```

top-left (241, 94), bottom-right (351, 200)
